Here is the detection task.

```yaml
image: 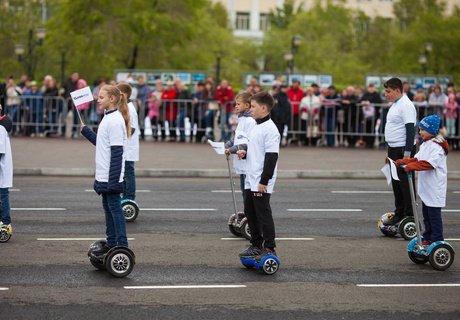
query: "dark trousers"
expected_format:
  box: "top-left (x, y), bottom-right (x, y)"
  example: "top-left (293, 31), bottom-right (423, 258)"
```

top-left (422, 202), bottom-right (444, 242)
top-left (387, 145), bottom-right (416, 217)
top-left (244, 189), bottom-right (276, 249)
top-left (123, 161), bottom-right (136, 201)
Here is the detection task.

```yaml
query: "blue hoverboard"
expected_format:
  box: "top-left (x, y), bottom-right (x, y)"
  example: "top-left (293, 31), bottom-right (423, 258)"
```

top-left (88, 240), bottom-right (135, 277)
top-left (240, 254), bottom-right (281, 275)
top-left (405, 168), bottom-right (455, 271)
top-left (121, 199), bottom-right (139, 222)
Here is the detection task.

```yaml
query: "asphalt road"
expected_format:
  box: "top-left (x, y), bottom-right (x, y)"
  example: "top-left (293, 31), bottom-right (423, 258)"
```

top-left (1, 177), bottom-right (460, 320)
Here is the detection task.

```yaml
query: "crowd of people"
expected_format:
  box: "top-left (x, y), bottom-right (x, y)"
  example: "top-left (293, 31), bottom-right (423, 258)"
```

top-left (0, 73), bottom-right (458, 150)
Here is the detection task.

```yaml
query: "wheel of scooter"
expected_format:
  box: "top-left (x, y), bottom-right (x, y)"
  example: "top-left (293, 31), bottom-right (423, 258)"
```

top-left (399, 217), bottom-right (417, 241)
top-left (239, 217), bottom-right (251, 241)
top-left (408, 251), bottom-right (428, 264)
top-left (105, 247), bottom-right (135, 277)
top-left (428, 244), bottom-right (455, 271)
top-left (228, 213), bottom-right (242, 237)
top-left (122, 200), bottom-right (139, 222)
top-left (259, 256), bottom-right (280, 275)
top-left (0, 228), bottom-right (11, 243)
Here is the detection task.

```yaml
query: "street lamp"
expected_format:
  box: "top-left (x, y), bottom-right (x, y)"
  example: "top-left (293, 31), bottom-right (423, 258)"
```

top-left (214, 50), bottom-right (224, 84)
top-left (418, 54), bottom-right (427, 74)
top-left (283, 35), bottom-right (302, 76)
top-left (14, 28), bottom-right (46, 79)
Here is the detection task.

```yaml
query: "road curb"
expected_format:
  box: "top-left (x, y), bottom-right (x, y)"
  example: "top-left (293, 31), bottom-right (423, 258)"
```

top-left (14, 168), bottom-right (460, 180)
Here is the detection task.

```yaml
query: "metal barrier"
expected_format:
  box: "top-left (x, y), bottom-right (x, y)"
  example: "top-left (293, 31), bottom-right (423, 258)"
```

top-left (1, 95), bottom-right (458, 148)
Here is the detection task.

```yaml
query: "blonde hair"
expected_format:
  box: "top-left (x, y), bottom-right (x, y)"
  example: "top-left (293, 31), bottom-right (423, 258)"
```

top-left (101, 85), bottom-right (131, 138)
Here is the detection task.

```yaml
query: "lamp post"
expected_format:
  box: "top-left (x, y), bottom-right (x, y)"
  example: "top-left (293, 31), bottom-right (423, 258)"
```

top-left (214, 50), bottom-right (224, 84)
top-left (283, 35), bottom-right (302, 76)
top-left (14, 28), bottom-right (46, 79)
top-left (418, 42), bottom-right (432, 75)
top-left (60, 49), bottom-right (67, 86)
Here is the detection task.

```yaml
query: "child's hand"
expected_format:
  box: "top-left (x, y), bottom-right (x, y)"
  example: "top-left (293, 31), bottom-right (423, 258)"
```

top-left (258, 184), bottom-right (267, 193)
top-left (224, 148), bottom-right (230, 155)
top-left (236, 150), bottom-right (246, 159)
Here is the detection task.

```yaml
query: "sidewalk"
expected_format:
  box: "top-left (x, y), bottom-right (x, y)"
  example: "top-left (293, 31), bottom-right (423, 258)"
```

top-left (11, 137), bottom-right (460, 179)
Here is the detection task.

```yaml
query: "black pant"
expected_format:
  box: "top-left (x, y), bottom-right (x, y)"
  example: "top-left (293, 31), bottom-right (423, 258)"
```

top-left (244, 189), bottom-right (276, 249)
top-left (387, 145), bottom-right (416, 217)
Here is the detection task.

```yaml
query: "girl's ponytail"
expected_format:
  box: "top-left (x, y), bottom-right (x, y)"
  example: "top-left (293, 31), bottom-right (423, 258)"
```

top-left (118, 93), bottom-right (132, 138)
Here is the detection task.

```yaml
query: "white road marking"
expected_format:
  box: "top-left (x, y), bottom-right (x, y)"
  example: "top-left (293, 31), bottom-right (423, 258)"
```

top-left (0, 287), bottom-right (9, 291)
top-left (445, 239), bottom-right (460, 241)
top-left (12, 208), bottom-right (66, 211)
top-left (37, 238), bottom-right (135, 241)
top-left (287, 209), bottom-right (362, 212)
top-left (85, 189), bottom-right (150, 192)
top-left (124, 285), bottom-right (246, 290)
top-left (10, 189), bottom-right (20, 192)
top-left (357, 284), bottom-right (460, 288)
top-left (211, 190), bottom-right (241, 193)
top-left (453, 191), bottom-right (460, 194)
top-left (142, 208), bottom-right (216, 211)
top-left (442, 209), bottom-right (460, 212)
top-left (331, 191), bottom-right (392, 194)
top-left (221, 237), bottom-right (314, 241)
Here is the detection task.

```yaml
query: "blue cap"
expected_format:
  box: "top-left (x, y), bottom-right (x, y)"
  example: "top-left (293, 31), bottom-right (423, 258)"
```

top-left (419, 115), bottom-right (440, 135)
top-left (415, 83), bottom-right (423, 89)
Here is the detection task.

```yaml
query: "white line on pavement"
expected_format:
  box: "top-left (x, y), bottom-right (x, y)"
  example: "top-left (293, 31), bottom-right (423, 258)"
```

top-left (0, 287), bottom-right (9, 291)
top-left (12, 208), bottom-right (66, 211)
top-left (142, 208), bottom-right (217, 211)
top-left (124, 285), bottom-right (246, 290)
top-left (453, 191), bottom-right (460, 194)
top-left (445, 239), bottom-right (460, 241)
top-left (37, 238), bottom-right (136, 241)
top-left (442, 209), bottom-right (460, 212)
top-left (287, 209), bottom-right (362, 212)
top-left (221, 237), bottom-right (314, 241)
top-left (331, 191), bottom-right (392, 194)
top-left (357, 284), bottom-right (460, 288)
top-left (211, 190), bottom-right (242, 193)
top-left (10, 189), bottom-right (20, 192)
top-left (85, 189), bottom-right (150, 192)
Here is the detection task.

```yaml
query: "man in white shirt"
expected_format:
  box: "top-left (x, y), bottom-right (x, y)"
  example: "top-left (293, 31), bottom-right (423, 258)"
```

top-left (383, 78), bottom-right (417, 225)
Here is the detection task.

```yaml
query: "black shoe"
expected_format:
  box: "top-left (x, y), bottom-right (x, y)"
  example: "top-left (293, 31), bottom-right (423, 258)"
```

top-left (239, 245), bottom-right (262, 257)
top-left (383, 214), bottom-right (403, 226)
top-left (92, 244), bottom-right (111, 256)
top-left (255, 248), bottom-right (277, 262)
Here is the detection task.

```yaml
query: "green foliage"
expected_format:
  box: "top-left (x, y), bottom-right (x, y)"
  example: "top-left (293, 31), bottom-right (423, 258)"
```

top-left (1, 0), bottom-right (460, 87)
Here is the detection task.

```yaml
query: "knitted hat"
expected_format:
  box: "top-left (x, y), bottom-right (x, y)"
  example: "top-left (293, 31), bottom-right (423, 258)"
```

top-left (418, 114), bottom-right (440, 135)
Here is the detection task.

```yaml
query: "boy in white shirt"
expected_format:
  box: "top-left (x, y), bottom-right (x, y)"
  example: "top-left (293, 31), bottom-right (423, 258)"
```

top-left (236, 91), bottom-right (280, 259)
top-left (0, 114), bottom-right (13, 235)
top-left (396, 115), bottom-right (448, 245)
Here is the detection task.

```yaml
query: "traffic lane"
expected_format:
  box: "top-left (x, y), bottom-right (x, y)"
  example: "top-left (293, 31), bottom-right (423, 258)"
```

top-left (1, 235), bottom-right (459, 316)
top-left (9, 177), bottom-right (460, 237)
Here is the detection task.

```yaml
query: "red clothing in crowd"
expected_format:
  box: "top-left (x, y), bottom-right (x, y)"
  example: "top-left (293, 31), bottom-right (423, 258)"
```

top-left (286, 87), bottom-right (305, 116)
top-left (161, 89), bottom-right (178, 122)
top-left (215, 85), bottom-right (235, 113)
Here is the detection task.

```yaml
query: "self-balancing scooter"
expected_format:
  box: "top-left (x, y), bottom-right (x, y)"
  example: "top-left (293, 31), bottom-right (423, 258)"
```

top-left (405, 168), bottom-right (455, 271)
top-left (240, 253), bottom-right (281, 275)
top-left (0, 223), bottom-right (12, 243)
top-left (377, 213), bottom-right (417, 240)
top-left (226, 154), bottom-right (251, 240)
top-left (87, 240), bottom-right (135, 277)
top-left (121, 199), bottom-right (139, 222)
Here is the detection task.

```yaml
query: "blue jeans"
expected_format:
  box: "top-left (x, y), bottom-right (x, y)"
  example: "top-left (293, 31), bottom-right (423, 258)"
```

top-left (0, 188), bottom-right (11, 225)
top-left (123, 161), bottom-right (136, 201)
top-left (422, 202), bottom-right (444, 242)
top-left (102, 193), bottom-right (128, 247)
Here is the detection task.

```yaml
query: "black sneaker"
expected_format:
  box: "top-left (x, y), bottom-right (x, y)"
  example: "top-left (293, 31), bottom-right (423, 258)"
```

top-left (239, 245), bottom-right (262, 257)
top-left (383, 214), bottom-right (403, 226)
top-left (92, 244), bottom-right (111, 256)
top-left (255, 248), bottom-right (277, 262)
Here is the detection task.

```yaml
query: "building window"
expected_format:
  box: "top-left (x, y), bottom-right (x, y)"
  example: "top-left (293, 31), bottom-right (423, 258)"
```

top-left (235, 12), bottom-right (250, 30)
top-left (260, 13), bottom-right (270, 31)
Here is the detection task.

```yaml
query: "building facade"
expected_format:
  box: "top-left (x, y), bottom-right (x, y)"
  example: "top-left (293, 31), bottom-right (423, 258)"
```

top-left (212, 0), bottom-right (460, 40)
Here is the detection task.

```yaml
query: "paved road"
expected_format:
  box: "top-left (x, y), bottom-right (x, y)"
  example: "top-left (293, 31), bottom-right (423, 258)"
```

top-left (1, 177), bottom-right (460, 319)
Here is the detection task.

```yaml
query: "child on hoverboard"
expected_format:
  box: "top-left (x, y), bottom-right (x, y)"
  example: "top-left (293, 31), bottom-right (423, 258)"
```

top-left (0, 113), bottom-right (13, 241)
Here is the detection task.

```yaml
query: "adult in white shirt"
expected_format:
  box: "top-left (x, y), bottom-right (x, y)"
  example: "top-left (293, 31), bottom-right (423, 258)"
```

top-left (383, 78), bottom-right (417, 226)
